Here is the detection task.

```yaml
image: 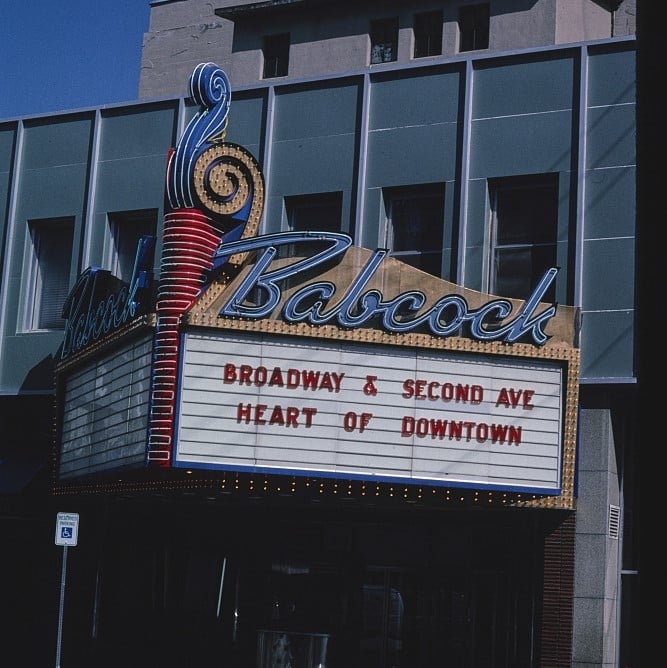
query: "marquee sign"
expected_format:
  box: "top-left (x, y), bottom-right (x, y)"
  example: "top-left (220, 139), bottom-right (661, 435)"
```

top-left (54, 63), bottom-right (579, 507)
top-left (60, 235), bottom-right (155, 361)
top-left (207, 231), bottom-right (559, 345)
top-left (175, 330), bottom-right (567, 493)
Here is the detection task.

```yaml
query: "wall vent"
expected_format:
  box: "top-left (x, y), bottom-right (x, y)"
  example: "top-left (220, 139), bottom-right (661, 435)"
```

top-left (608, 504), bottom-right (621, 539)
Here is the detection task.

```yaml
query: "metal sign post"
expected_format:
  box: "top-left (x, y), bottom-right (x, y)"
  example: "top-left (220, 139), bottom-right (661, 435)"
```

top-left (54, 513), bottom-right (79, 668)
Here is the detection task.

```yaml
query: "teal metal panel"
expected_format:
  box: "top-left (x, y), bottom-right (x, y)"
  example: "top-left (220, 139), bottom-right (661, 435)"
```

top-left (582, 237), bottom-right (635, 311)
top-left (9, 153), bottom-right (88, 382)
top-left (11, 120), bottom-right (92, 348)
top-left (366, 123), bottom-right (458, 188)
top-left (266, 81), bottom-right (360, 234)
top-left (469, 111), bottom-right (573, 178)
top-left (270, 134), bottom-right (357, 194)
top-left (0, 124), bottom-right (16, 172)
top-left (266, 132), bottom-right (356, 236)
top-left (363, 70), bottom-right (460, 263)
top-left (94, 154), bottom-right (170, 212)
top-left (10, 153), bottom-right (92, 368)
top-left (272, 79), bottom-right (361, 141)
top-left (89, 104), bottom-right (178, 268)
top-left (22, 115), bottom-right (93, 169)
top-left (226, 91), bottom-right (266, 162)
top-left (461, 178), bottom-right (487, 291)
top-left (464, 244), bottom-right (485, 293)
top-left (366, 69), bottom-right (460, 188)
top-left (359, 186), bottom-right (383, 250)
top-left (98, 104), bottom-right (178, 161)
top-left (95, 104), bottom-right (175, 204)
top-left (369, 68), bottom-right (462, 130)
top-left (586, 105), bottom-right (635, 170)
top-left (16, 116), bottom-right (93, 223)
top-left (579, 45), bottom-right (636, 381)
top-left (472, 54), bottom-right (575, 119)
top-left (584, 166), bottom-right (636, 239)
top-left (262, 194), bottom-right (285, 234)
top-left (463, 178), bottom-right (488, 249)
top-left (1, 332), bottom-right (65, 390)
top-left (17, 163), bottom-right (90, 220)
top-left (0, 126), bottom-right (16, 252)
top-left (579, 310), bottom-right (634, 380)
top-left (587, 46), bottom-right (635, 107)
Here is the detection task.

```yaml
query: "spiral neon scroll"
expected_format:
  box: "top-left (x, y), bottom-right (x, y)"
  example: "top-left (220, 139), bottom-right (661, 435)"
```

top-left (166, 62), bottom-right (232, 210)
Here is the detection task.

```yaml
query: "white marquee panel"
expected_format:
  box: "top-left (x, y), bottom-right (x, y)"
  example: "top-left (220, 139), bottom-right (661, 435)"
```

top-left (175, 331), bottom-right (565, 492)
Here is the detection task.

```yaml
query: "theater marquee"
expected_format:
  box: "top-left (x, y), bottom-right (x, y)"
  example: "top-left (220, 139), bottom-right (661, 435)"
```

top-left (53, 63), bottom-right (580, 509)
top-left (176, 330), bottom-right (567, 494)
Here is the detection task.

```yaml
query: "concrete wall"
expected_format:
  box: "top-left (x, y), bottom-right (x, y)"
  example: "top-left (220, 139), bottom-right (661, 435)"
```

top-left (139, 0), bottom-right (239, 100)
top-left (139, 0), bottom-right (635, 98)
top-left (573, 407), bottom-right (624, 667)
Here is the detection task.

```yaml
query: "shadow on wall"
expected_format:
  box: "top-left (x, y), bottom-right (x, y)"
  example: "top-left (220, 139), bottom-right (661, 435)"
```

top-left (0, 355), bottom-right (59, 493)
top-left (19, 353), bottom-right (56, 393)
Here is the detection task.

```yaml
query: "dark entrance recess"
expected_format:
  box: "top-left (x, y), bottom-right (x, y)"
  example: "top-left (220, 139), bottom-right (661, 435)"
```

top-left (61, 501), bottom-right (572, 668)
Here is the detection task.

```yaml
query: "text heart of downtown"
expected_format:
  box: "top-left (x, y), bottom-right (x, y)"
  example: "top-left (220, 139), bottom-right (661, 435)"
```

top-left (223, 361), bottom-right (537, 445)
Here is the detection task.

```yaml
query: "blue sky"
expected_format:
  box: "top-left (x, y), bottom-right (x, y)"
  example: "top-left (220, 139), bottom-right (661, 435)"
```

top-left (0, 1), bottom-right (151, 120)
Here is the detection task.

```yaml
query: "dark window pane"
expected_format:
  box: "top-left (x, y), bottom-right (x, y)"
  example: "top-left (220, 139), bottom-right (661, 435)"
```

top-left (385, 185), bottom-right (445, 279)
top-left (493, 246), bottom-right (557, 301)
top-left (414, 11), bottom-right (443, 58)
top-left (391, 197), bottom-right (443, 252)
top-left (29, 217), bottom-right (74, 330)
top-left (108, 209), bottom-right (158, 283)
top-left (495, 186), bottom-right (558, 245)
top-left (394, 250), bottom-right (443, 276)
top-left (263, 33), bottom-right (290, 78)
top-left (370, 18), bottom-right (398, 64)
top-left (489, 173), bottom-right (559, 301)
top-left (283, 192), bottom-right (344, 270)
top-left (286, 193), bottom-right (343, 233)
top-left (459, 4), bottom-right (490, 52)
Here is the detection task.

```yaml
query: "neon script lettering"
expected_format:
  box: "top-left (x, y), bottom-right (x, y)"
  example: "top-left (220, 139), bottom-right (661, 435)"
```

top-left (214, 232), bottom-right (558, 346)
top-left (61, 236), bottom-right (155, 360)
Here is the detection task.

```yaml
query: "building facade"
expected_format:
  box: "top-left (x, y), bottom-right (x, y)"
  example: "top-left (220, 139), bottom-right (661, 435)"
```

top-left (139, 0), bottom-right (637, 100)
top-left (0, 2), bottom-right (638, 667)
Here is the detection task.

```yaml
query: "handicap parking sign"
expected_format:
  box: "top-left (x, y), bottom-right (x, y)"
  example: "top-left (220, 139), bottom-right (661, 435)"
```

top-left (55, 512), bottom-right (79, 546)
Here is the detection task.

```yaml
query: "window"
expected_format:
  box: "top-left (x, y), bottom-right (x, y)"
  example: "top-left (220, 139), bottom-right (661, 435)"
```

top-left (286, 192), bottom-right (343, 234)
top-left (488, 174), bottom-right (559, 301)
top-left (459, 4), bottom-right (490, 52)
top-left (370, 18), bottom-right (399, 64)
top-left (383, 184), bottom-right (445, 278)
top-left (283, 192), bottom-right (344, 263)
top-left (263, 33), bottom-right (290, 78)
top-left (414, 10), bottom-right (443, 58)
top-left (107, 209), bottom-right (158, 283)
top-left (25, 217), bottom-right (75, 330)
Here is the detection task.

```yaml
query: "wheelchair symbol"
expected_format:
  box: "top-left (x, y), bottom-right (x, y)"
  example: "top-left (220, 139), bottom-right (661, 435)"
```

top-left (61, 527), bottom-right (73, 539)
